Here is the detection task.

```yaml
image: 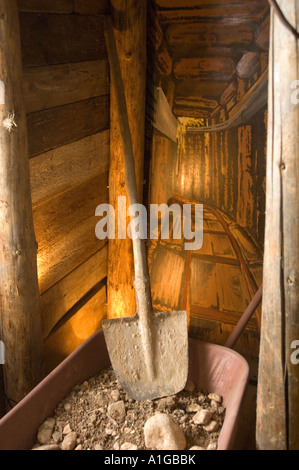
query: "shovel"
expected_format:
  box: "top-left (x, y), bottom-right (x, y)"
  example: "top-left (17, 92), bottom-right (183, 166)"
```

top-left (102, 17), bottom-right (188, 401)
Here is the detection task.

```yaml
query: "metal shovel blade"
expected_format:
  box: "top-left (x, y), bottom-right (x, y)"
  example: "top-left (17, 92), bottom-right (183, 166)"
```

top-left (102, 310), bottom-right (188, 401)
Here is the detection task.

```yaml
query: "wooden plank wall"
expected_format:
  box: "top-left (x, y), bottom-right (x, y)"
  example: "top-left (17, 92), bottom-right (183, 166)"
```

top-left (18, 0), bottom-right (110, 372)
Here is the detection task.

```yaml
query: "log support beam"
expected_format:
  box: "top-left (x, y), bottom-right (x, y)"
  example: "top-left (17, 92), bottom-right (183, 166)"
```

top-left (0, 0), bottom-right (44, 405)
top-left (256, 0), bottom-right (299, 450)
top-left (108, 1), bottom-right (147, 319)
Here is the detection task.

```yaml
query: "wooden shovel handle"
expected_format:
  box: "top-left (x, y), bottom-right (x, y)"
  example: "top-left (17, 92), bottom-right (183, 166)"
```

top-left (103, 16), bottom-right (153, 321)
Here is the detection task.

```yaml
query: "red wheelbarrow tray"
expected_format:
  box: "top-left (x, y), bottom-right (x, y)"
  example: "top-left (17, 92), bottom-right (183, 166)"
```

top-left (0, 330), bottom-right (249, 450)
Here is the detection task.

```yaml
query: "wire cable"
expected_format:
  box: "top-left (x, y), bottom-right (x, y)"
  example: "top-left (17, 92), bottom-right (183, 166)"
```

top-left (268, 0), bottom-right (299, 39)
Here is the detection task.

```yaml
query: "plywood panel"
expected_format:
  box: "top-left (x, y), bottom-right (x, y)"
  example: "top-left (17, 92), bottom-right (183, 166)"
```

top-left (27, 95), bottom-right (110, 157)
top-left (23, 60), bottom-right (109, 113)
top-left (30, 130), bottom-right (109, 206)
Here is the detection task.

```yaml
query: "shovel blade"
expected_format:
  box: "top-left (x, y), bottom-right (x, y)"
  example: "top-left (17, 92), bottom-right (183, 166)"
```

top-left (102, 310), bottom-right (188, 401)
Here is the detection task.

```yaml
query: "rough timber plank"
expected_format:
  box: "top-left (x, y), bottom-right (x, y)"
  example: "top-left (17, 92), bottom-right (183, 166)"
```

top-left (37, 216), bottom-right (106, 294)
top-left (44, 284), bottom-right (107, 372)
top-left (158, 4), bottom-right (268, 24)
top-left (27, 95), bottom-right (110, 157)
top-left (35, 174), bottom-right (108, 293)
top-left (19, 13), bottom-right (106, 67)
top-left (33, 173), bottom-right (108, 252)
top-left (30, 130), bottom-right (110, 206)
top-left (23, 59), bottom-right (109, 113)
top-left (41, 245), bottom-right (108, 339)
top-left (165, 23), bottom-right (254, 49)
top-left (18, 0), bottom-right (109, 14)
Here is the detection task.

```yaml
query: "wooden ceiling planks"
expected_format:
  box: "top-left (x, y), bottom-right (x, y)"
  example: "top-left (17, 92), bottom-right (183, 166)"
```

top-left (158, 5), bottom-right (268, 25)
top-left (173, 56), bottom-right (236, 81)
top-left (151, 0), bottom-right (270, 119)
top-left (165, 23), bottom-right (254, 51)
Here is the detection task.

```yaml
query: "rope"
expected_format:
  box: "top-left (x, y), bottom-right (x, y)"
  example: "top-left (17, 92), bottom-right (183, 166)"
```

top-left (268, 0), bottom-right (299, 39)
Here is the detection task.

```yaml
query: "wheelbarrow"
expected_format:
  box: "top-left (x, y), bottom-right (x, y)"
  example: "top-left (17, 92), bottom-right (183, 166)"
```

top-left (0, 286), bottom-right (262, 450)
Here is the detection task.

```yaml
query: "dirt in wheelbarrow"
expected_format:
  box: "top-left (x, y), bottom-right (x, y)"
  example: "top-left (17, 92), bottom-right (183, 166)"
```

top-left (33, 367), bottom-right (226, 451)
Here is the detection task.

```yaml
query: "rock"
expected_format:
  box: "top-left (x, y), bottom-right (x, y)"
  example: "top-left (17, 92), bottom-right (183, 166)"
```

top-left (203, 421), bottom-right (220, 433)
top-left (113, 442), bottom-right (120, 450)
top-left (208, 393), bottom-right (222, 404)
top-left (37, 418), bottom-right (56, 445)
top-left (111, 389), bottom-right (120, 402)
top-left (108, 401), bottom-right (126, 421)
top-left (207, 442), bottom-right (217, 450)
top-left (121, 442), bottom-right (138, 451)
top-left (184, 381), bottom-right (195, 392)
top-left (52, 431), bottom-right (62, 443)
top-left (94, 444), bottom-right (103, 450)
top-left (61, 431), bottom-right (78, 450)
top-left (186, 404), bottom-right (201, 413)
top-left (209, 400), bottom-right (218, 414)
top-left (63, 423), bottom-right (72, 435)
top-left (156, 396), bottom-right (177, 412)
top-left (32, 444), bottom-right (61, 451)
top-left (144, 413), bottom-right (186, 451)
top-left (75, 445), bottom-right (83, 451)
top-left (197, 394), bottom-right (206, 404)
top-left (193, 409), bottom-right (212, 425)
top-left (64, 403), bottom-right (72, 412)
top-left (189, 446), bottom-right (205, 451)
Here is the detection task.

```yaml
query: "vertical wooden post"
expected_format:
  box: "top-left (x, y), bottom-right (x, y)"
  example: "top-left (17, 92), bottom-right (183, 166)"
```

top-left (0, 0), bottom-right (44, 405)
top-left (256, 0), bottom-right (299, 450)
top-left (108, 1), bottom-right (147, 319)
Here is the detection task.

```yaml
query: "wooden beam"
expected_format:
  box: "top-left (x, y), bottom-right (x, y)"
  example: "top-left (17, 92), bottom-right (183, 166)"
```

top-left (158, 4), bottom-right (269, 25)
top-left (165, 22), bottom-right (254, 49)
top-left (236, 52), bottom-right (260, 78)
top-left (0, 0), bottom-right (44, 404)
top-left (173, 57), bottom-right (235, 81)
top-left (186, 69), bottom-right (268, 133)
top-left (108, 1), bottom-right (147, 319)
top-left (156, 0), bottom-right (267, 7)
top-left (256, 0), bottom-right (299, 450)
top-left (176, 79), bottom-right (229, 101)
